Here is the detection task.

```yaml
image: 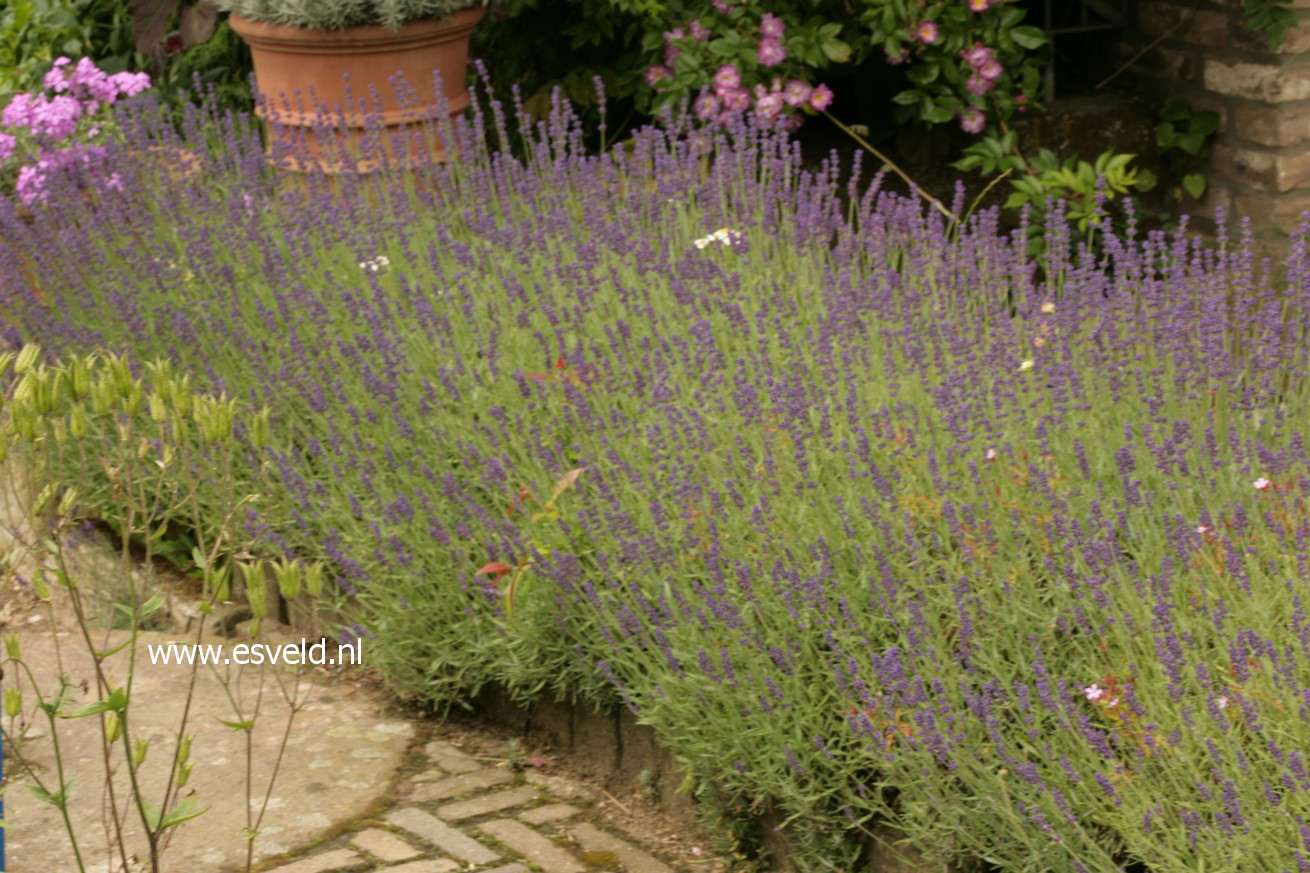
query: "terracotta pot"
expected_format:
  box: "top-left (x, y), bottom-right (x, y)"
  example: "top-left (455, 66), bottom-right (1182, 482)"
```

top-left (228, 7), bottom-right (486, 174)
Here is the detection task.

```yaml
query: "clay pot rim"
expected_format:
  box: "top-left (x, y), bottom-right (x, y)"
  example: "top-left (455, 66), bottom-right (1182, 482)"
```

top-left (228, 6), bottom-right (486, 51)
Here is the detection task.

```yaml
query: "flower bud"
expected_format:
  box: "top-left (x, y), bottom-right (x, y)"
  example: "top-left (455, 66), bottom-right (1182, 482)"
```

top-left (4, 687), bottom-right (22, 718)
top-left (58, 486), bottom-right (78, 516)
top-left (32, 571), bottom-right (51, 599)
top-left (67, 355), bottom-right (93, 400)
top-left (51, 417), bottom-right (68, 444)
top-left (274, 557), bottom-right (301, 600)
top-left (248, 405), bottom-right (270, 449)
top-left (5, 633), bottom-right (20, 658)
top-left (149, 391), bottom-right (168, 423)
top-left (241, 561), bottom-right (268, 618)
top-left (133, 737), bottom-right (149, 766)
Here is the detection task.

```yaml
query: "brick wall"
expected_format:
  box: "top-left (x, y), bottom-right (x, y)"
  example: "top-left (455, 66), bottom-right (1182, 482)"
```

top-left (1122, 0), bottom-right (1310, 237)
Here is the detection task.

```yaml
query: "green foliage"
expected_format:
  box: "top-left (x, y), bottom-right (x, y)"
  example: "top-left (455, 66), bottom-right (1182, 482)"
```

top-left (954, 131), bottom-right (1155, 251)
top-left (1243, 0), bottom-right (1297, 49)
top-left (207, 0), bottom-right (481, 30)
top-left (1155, 97), bottom-right (1219, 202)
top-left (0, 0), bottom-right (136, 102)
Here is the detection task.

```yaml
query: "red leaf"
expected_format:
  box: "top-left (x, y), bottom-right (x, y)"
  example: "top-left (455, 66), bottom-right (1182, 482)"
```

top-left (475, 562), bottom-right (513, 581)
top-left (554, 355), bottom-right (567, 370)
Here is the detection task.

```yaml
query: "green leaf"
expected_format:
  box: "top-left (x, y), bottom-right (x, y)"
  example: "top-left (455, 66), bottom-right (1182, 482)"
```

top-left (141, 593), bottom-right (166, 617)
top-left (217, 717), bottom-right (256, 732)
top-left (1010, 26), bottom-right (1047, 50)
top-left (821, 38), bottom-right (851, 63)
top-left (1160, 97), bottom-right (1190, 122)
top-left (160, 797), bottom-right (208, 829)
top-left (1182, 173), bottom-right (1207, 199)
top-left (892, 88), bottom-right (923, 106)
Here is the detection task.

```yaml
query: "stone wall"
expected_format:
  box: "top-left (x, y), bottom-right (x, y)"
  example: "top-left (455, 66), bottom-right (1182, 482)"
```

top-left (1122, 0), bottom-right (1310, 238)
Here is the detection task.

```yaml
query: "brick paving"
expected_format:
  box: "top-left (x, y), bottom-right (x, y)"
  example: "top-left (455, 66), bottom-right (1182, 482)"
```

top-left (262, 732), bottom-right (707, 873)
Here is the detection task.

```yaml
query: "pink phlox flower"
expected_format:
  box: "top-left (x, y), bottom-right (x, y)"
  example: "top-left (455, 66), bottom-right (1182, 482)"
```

top-left (31, 94), bottom-right (84, 141)
top-left (0, 131), bottom-right (14, 163)
top-left (2, 93), bottom-right (35, 130)
top-left (760, 13), bottom-right (785, 39)
top-left (809, 83), bottom-right (834, 111)
top-left (917, 21), bottom-right (939, 44)
top-left (108, 71), bottom-right (151, 98)
top-left (782, 80), bottom-right (812, 107)
top-left (44, 65), bottom-right (71, 93)
top-left (1083, 684), bottom-right (1105, 701)
top-left (757, 38), bottom-right (786, 67)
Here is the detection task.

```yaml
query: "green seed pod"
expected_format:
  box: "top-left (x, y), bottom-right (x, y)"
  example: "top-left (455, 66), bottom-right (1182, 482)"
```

top-left (14, 343), bottom-right (40, 375)
top-left (57, 487), bottom-right (78, 517)
top-left (207, 563), bottom-right (231, 602)
top-left (67, 355), bottom-right (93, 400)
top-left (148, 391), bottom-right (168, 423)
top-left (104, 709), bottom-right (122, 742)
top-left (248, 405), bottom-right (271, 449)
top-left (274, 557), bottom-right (301, 600)
top-left (133, 737), bottom-right (149, 766)
top-left (0, 350), bottom-right (16, 377)
top-left (169, 375), bottom-right (192, 418)
top-left (32, 571), bottom-right (50, 599)
top-left (5, 633), bottom-right (20, 658)
top-left (240, 561), bottom-right (267, 618)
top-left (4, 687), bottom-right (22, 718)
top-left (123, 379), bottom-right (143, 417)
top-left (31, 482), bottom-right (58, 515)
top-left (51, 417), bottom-right (68, 445)
top-left (304, 561), bottom-right (325, 598)
top-left (91, 374), bottom-right (114, 416)
top-left (69, 403), bottom-right (89, 439)
top-left (176, 760), bottom-right (193, 789)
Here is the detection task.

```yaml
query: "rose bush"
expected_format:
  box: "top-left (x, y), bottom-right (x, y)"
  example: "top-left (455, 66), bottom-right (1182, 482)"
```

top-left (618, 0), bottom-right (1045, 133)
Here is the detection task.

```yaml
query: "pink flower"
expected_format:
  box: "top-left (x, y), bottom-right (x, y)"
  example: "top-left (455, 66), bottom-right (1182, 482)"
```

top-left (694, 93), bottom-right (720, 120)
top-left (760, 13), bottom-right (785, 40)
top-left (721, 86), bottom-right (751, 113)
top-left (969, 0), bottom-right (990, 10)
top-left (966, 75), bottom-right (994, 96)
top-left (108, 71), bottom-right (151, 98)
top-left (757, 38), bottom-right (786, 67)
top-left (44, 65), bottom-right (71, 93)
top-left (31, 95), bottom-right (84, 141)
top-left (959, 108), bottom-right (986, 134)
top-left (754, 92), bottom-right (785, 120)
top-left (15, 164), bottom-right (46, 204)
top-left (978, 58), bottom-right (1003, 81)
top-left (689, 19), bottom-right (710, 42)
top-left (1196, 524), bottom-right (1212, 536)
top-left (714, 64), bottom-right (741, 92)
top-left (645, 65), bottom-right (673, 87)
top-left (2, 93), bottom-right (35, 130)
top-left (917, 21), bottom-right (939, 44)
top-left (782, 80), bottom-right (812, 107)
top-left (1083, 684), bottom-right (1105, 701)
top-left (1254, 477), bottom-right (1271, 491)
top-left (962, 43), bottom-right (994, 69)
top-left (984, 448), bottom-right (996, 461)
top-left (711, 0), bottom-right (732, 13)
top-left (809, 83), bottom-right (834, 111)
top-left (0, 132), bottom-right (14, 163)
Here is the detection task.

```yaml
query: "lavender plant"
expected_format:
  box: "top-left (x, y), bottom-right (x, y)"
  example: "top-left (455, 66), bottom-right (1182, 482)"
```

top-left (5, 82), bottom-right (1310, 871)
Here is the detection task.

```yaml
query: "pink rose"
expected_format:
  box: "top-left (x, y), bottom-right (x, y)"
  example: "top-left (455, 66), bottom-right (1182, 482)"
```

top-left (782, 80), bottom-right (812, 107)
top-left (917, 21), bottom-right (939, 45)
top-left (809, 83), bottom-right (834, 111)
top-left (757, 38), bottom-right (786, 67)
top-left (959, 109), bottom-right (986, 134)
top-left (760, 13), bottom-right (785, 40)
top-left (694, 93), bottom-right (720, 120)
top-left (714, 64), bottom-right (741, 91)
top-left (645, 65), bottom-right (673, 87)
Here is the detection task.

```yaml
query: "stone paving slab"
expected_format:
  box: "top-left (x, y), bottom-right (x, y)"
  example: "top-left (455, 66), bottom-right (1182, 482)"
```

top-left (436, 785), bottom-right (540, 820)
top-left (411, 767), bottom-right (516, 802)
top-left (478, 818), bottom-right (587, 873)
top-left (350, 828), bottom-right (422, 862)
top-left (571, 822), bottom-right (676, 873)
top-left (386, 807), bottom-right (502, 865)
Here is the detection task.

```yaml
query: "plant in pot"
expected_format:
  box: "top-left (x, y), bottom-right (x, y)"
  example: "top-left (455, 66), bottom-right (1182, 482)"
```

top-left (209, 0), bottom-right (487, 173)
